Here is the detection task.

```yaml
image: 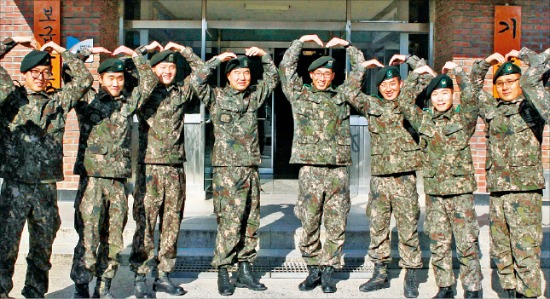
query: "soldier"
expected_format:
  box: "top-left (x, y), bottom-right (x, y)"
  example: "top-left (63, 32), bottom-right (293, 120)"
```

top-left (70, 43), bottom-right (159, 299)
top-left (130, 42), bottom-right (203, 298)
top-left (471, 49), bottom-right (547, 299)
top-left (0, 37), bottom-right (93, 298)
top-left (190, 46), bottom-right (279, 296)
top-left (397, 62), bottom-right (483, 298)
top-left (346, 52), bottom-right (429, 298)
top-left (279, 35), bottom-right (381, 294)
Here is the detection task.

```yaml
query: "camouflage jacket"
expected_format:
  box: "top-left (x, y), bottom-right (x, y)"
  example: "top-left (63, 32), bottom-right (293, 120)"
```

top-left (0, 42), bottom-right (93, 183)
top-left (346, 49), bottom-right (425, 176)
top-left (398, 68), bottom-right (478, 195)
top-left (279, 40), bottom-right (365, 166)
top-left (137, 46), bottom-right (203, 165)
top-left (191, 54), bottom-right (279, 166)
top-left (471, 49), bottom-right (546, 192)
top-left (74, 54), bottom-right (157, 178)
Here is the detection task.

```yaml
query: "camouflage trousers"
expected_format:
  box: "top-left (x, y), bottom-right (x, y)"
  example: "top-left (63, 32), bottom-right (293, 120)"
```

top-left (426, 193), bottom-right (482, 291)
top-left (294, 166), bottom-right (350, 268)
top-left (211, 166), bottom-right (261, 268)
top-left (70, 177), bottom-right (128, 284)
top-left (130, 164), bottom-right (186, 275)
top-left (490, 191), bottom-right (542, 298)
top-left (367, 172), bottom-right (422, 268)
top-left (0, 180), bottom-right (61, 298)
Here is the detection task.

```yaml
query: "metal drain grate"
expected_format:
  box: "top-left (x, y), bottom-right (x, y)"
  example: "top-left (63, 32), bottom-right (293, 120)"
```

top-left (173, 261), bottom-right (373, 273)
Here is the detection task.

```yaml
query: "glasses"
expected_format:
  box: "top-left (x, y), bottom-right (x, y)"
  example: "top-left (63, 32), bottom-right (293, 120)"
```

top-left (495, 78), bottom-right (519, 88)
top-left (379, 81), bottom-right (399, 89)
top-left (29, 69), bottom-right (52, 79)
top-left (313, 72), bottom-right (332, 79)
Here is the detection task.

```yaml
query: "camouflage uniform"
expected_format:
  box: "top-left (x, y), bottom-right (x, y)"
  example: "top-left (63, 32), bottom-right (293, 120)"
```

top-left (346, 50), bottom-right (425, 269)
top-left (130, 46), bottom-right (202, 275)
top-left (70, 53), bottom-right (157, 284)
top-left (0, 40), bottom-right (93, 298)
top-left (190, 53), bottom-right (279, 268)
top-left (279, 40), bottom-right (365, 268)
top-left (471, 47), bottom-right (547, 298)
top-left (398, 68), bottom-right (482, 291)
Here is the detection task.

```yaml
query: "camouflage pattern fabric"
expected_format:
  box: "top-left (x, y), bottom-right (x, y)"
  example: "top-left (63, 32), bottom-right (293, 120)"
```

top-left (190, 53), bottom-right (279, 166)
top-left (294, 166), bottom-right (350, 268)
top-left (279, 40), bottom-right (364, 166)
top-left (489, 191), bottom-right (542, 297)
top-left (471, 57), bottom-right (545, 193)
top-left (519, 47), bottom-right (550, 120)
top-left (367, 173), bottom-right (422, 269)
top-left (137, 46), bottom-right (203, 165)
top-left (425, 194), bottom-right (482, 291)
top-left (211, 166), bottom-right (261, 268)
top-left (398, 67), bottom-right (478, 195)
top-left (131, 46), bottom-right (201, 275)
top-left (0, 181), bottom-right (60, 298)
top-left (0, 41), bottom-right (92, 298)
top-left (77, 177), bottom-right (129, 281)
top-left (471, 48), bottom-right (546, 298)
top-left (130, 164), bottom-right (186, 274)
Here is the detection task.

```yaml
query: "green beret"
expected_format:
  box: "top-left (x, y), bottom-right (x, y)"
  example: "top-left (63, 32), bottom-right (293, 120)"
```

top-left (97, 58), bottom-right (125, 74)
top-left (20, 50), bottom-right (51, 73)
top-left (426, 74), bottom-right (454, 97)
top-left (308, 56), bottom-right (335, 72)
top-left (150, 50), bottom-right (177, 67)
top-left (225, 56), bottom-right (251, 74)
top-left (493, 62), bottom-right (521, 83)
top-left (375, 66), bottom-right (400, 86)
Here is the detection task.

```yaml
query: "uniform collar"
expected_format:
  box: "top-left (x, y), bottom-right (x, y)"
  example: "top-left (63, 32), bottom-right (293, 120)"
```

top-left (431, 107), bottom-right (454, 120)
top-left (307, 84), bottom-right (337, 94)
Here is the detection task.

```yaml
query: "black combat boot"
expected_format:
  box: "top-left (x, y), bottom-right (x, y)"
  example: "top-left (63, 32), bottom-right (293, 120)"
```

top-left (433, 286), bottom-right (454, 298)
top-left (320, 266), bottom-right (337, 293)
top-left (298, 265), bottom-right (321, 291)
top-left (92, 278), bottom-right (115, 299)
top-left (505, 288), bottom-right (516, 299)
top-left (217, 267), bottom-right (235, 296)
top-left (235, 262), bottom-right (267, 291)
top-left (153, 271), bottom-right (186, 296)
top-left (404, 268), bottom-right (419, 298)
top-left (464, 290), bottom-right (480, 298)
top-left (74, 283), bottom-right (89, 298)
top-left (134, 274), bottom-right (154, 298)
top-left (359, 262), bottom-right (389, 292)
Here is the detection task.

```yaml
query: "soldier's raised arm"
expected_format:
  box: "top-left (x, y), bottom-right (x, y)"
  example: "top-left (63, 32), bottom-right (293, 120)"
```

top-left (510, 48), bottom-right (550, 121)
top-left (0, 36), bottom-right (38, 106)
top-left (397, 65), bottom-right (435, 130)
top-left (190, 51), bottom-right (236, 108)
top-left (445, 61), bottom-right (479, 133)
top-left (112, 44), bottom-right (159, 114)
top-left (163, 41), bottom-right (204, 102)
top-left (245, 46), bottom-right (279, 106)
top-left (279, 35), bottom-right (323, 102)
top-left (471, 53), bottom-right (504, 120)
top-left (42, 41), bottom-right (94, 108)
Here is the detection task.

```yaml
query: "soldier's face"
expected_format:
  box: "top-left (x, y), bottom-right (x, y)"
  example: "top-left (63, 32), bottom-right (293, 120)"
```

top-left (227, 68), bottom-right (251, 91)
top-left (24, 65), bottom-right (51, 92)
top-left (99, 72), bottom-right (125, 97)
top-left (153, 62), bottom-right (177, 86)
top-left (430, 88), bottom-right (453, 112)
top-left (309, 68), bottom-right (334, 91)
top-left (495, 73), bottom-right (523, 102)
top-left (378, 77), bottom-right (403, 101)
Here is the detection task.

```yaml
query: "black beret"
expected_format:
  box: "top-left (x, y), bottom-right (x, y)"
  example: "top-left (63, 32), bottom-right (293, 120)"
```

top-left (426, 74), bottom-right (454, 97)
top-left (150, 50), bottom-right (177, 67)
top-left (374, 66), bottom-right (400, 86)
top-left (493, 62), bottom-right (521, 83)
top-left (20, 50), bottom-right (51, 73)
top-left (225, 56), bottom-right (251, 74)
top-left (97, 58), bottom-right (125, 74)
top-left (308, 56), bottom-right (335, 72)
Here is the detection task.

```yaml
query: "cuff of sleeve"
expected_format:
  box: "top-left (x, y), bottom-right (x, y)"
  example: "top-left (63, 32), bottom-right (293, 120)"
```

top-left (61, 50), bottom-right (74, 60)
top-left (343, 42), bottom-right (352, 49)
top-left (261, 54), bottom-right (273, 63)
top-left (2, 38), bottom-right (16, 47)
top-left (135, 45), bottom-right (148, 56)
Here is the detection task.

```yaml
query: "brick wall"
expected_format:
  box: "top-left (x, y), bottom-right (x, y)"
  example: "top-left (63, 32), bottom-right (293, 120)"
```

top-left (0, 0), bottom-right (120, 190)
